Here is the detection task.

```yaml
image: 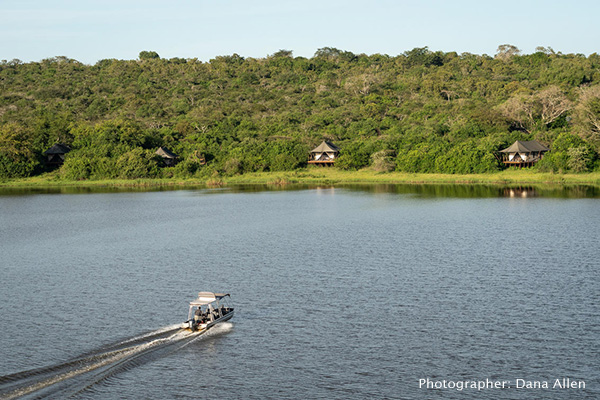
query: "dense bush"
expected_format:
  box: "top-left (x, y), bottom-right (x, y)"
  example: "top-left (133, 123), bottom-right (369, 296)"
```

top-left (536, 132), bottom-right (597, 172)
top-left (61, 156), bottom-right (93, 180)
top-left (0, 123), bottom-right (40, 178)
top-left (116, 149), bottom-right (161, 179)
top-left (371, 149), bottom-right (396, 172)
top-left (1, 47), bottom-right (599, 179)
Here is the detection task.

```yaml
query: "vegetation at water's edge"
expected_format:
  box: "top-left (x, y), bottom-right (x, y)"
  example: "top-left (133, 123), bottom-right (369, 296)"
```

top-left (3, 169), bottom-right (600, 189)
top-left (1, 45), bottom-right (600, 182)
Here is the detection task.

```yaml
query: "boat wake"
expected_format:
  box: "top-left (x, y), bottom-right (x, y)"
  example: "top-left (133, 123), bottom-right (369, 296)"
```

top-left (0, 323), bottom-right (232, 399)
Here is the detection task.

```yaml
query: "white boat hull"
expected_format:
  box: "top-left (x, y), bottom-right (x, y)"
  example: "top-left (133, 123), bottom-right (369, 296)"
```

top-left (188, 310), bottom-right (234, 332)
top-left (200, 310), bottom-right (234, 330)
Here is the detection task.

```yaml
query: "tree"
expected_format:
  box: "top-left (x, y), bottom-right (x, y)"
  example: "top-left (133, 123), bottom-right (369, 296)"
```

top-left (575, 85), bottom-right (600, 145)
top-left (270, 49), bottom-right (293, 58)
top-left (335, 142), bottom-right (379, 170)
top-left (0, 123), bottom-right (38, 178)
top-left (403, 47), bottom-right (443, 67)
top-left (314, 47), bottom-right (356, 62)
top-left (498, 86), bottom-right (571, 132)
top-left (61, 156), bottom-right (92, 180)
top-left (538, 86), bottom-right (572, 126)
top-left (495, 44), bottom-right (521, 61)
top-left (497, 94), bottom-right (539, 132)
top-left (535, 46), bottom-right (555, 55)
top-left (116, 148), bottom-right (160, 178)
top-left (371, 149), bottom-right (395, 172)
top-left (567, 146), bottom-right (593, 172)
top-left (139, 51), bottom-right (160, 60)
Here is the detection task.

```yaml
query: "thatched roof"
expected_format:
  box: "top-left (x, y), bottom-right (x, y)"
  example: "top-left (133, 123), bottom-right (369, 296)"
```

top-left (155, 146), bottom-right (177, 159)
top-left (310, 141), bottom-right (340, 153)
top-left (43, 143), bottom-right (71, 155)
top-left (500, 140), bottom-right (549, 153)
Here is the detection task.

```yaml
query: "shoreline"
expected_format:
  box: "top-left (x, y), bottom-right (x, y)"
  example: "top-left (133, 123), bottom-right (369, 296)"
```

top-left (1, 169), bottom-right (600, 190)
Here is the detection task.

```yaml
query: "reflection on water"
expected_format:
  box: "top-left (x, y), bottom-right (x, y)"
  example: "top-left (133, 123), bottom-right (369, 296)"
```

top-left (339, 183), bottom-right (600, 198)
top-left (503, 186), bottom-right (537, 198)
top-left (1, 183), bottom-right (599, 198)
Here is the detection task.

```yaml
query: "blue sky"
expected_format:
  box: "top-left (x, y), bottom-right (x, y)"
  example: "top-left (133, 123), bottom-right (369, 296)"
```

top-left (1, 0), bottom-right (598, 64)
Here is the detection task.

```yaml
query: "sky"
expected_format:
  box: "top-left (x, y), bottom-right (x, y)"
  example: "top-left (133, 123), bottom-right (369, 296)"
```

top-left (1, 0), bottom-right (599, 64)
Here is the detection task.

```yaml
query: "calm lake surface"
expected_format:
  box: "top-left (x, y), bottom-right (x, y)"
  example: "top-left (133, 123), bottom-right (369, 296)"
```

top-left (0, 184), bottom-right (598, 399)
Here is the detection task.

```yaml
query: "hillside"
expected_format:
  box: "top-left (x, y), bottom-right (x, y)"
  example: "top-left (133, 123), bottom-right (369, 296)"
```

top-left (1, 46), bottom-right (599, 180)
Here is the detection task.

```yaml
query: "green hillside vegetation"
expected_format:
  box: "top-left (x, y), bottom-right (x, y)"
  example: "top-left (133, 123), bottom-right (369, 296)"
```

top-left (1, 45), bottom-right (600, 181)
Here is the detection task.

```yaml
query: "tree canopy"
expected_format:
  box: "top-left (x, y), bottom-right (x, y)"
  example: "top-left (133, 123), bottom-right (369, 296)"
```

top-left (1, 46), bottom-right (599, 179)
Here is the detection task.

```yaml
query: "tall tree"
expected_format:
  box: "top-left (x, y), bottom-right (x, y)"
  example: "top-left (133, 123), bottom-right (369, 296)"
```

top-left (495, 44), bottom-right (521, 61)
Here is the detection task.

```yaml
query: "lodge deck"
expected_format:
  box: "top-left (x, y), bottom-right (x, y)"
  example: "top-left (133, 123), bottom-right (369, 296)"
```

top-left (501, 157), bottom-right (542, 168)
top-left (308, 160), bottom-right (335, 166)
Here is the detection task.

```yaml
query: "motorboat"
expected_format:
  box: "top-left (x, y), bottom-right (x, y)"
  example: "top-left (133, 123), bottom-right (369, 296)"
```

top-left (183, 292), bottom-right (234, 331)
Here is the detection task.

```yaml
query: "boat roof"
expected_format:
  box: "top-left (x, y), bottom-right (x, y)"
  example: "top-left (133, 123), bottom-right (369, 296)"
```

top-left (189, 292), bottom-right (230, 306)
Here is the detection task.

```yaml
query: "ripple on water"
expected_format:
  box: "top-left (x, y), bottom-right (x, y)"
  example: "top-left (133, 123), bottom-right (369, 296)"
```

top-left (0, 190), bottom-right (598, 399)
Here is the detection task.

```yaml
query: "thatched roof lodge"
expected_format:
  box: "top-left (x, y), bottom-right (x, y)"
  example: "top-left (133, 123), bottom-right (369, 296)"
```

top-left (43, 143), bottom-right (71, 166)
top-left (308, 141), bottom-right (340, 166)
top-left (155, 146), bottom-right (178, 166)
top-left (500, 140), bottom-right (549, 168)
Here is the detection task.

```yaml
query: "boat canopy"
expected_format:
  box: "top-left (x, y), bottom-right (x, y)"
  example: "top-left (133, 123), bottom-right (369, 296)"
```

top-left (189, 292), bottom-right (230, 306)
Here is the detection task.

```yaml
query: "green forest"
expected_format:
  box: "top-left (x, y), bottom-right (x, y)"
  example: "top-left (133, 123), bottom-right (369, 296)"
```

top-left (1, 45), bottom-right (600, 180)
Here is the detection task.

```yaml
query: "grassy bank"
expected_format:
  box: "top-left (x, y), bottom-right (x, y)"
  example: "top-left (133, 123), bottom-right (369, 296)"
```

top-left (226, 169), bottom-right (600, 186)
top-left (2, 168), bottom-right (600, 190)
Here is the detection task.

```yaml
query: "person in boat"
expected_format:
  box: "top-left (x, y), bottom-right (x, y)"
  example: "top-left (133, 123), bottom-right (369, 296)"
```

top-left (207, 304), bottom-right (215, 322)
top-left (194, 307), bottom-right (203, 323)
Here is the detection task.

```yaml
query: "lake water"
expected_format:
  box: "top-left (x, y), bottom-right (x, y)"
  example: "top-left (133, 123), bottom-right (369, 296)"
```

top-left (0, 184), bottom-right (598, 399)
